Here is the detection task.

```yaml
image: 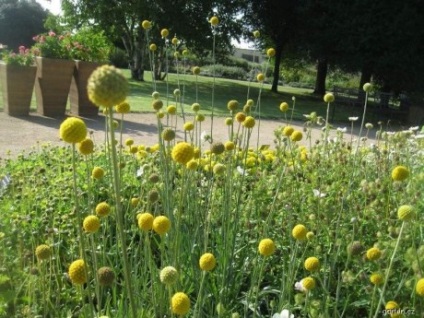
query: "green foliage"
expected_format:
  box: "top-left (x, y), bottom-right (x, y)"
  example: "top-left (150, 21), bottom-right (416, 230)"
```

top-left (69, 28), bottom-right (112, 62)
top-left (109, 47), bottom-right (128, 68)
top-left (202, 64), bottom-right (248, 80)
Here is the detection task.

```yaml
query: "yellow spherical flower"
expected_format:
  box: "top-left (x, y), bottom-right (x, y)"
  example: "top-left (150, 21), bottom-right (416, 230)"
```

top-left (266, 48), bottom-right (276, 57)
top-left (171, 292), bottom-right (190, 316)
top-left (210, 16), bottom-right (219, 26)
top-left (68, 259), bottom-right (87, 285)
top-left (366, 247), bottom-right (382, 261)
top-left (149, 43), bottom-right (157, 51)
top-left (183, 121), bottom-right (194, 131)
top-left (235, 112), bottom-right (246, 123)
top-left (385, 301), bottom-right (399, 311)
top-left (87, 65), bottom-right (128, 108)
top-left (370, 273), bottom-right (384, 285)
top-left (323, 93), bottom-right (335, 103)
top-left (243, 116), bottom-right (255, 129)
top-left (291, 131), bottom-right (303, 142)
top-left (280, 102), bottom-right (289, 112)
top-left (211, 142), bottom-right (225, 155)
top-left (83, 215), bottom-right (100, 233)
top-left (416, 278), bottom-right (424, 296)
top-left (192, 66), bottom-right (201, 75)
top-left (160, 266), bottom-right (179, 285)
top-left (186, 159), bottom-right (199, 170)
top-left (227, 100), bottom-right (239, 111)
top-left (171, 37), bottom-right (178, 45)
top-left (182, 49), bottom-right (189, 56)
top-left (199, 253), bottom-right (217, 271)
top-left (153, 215), bottom-right (171, 235)
top-left (167, 105), bottom-right (177, 114)
top-left (172, 142), bottom-right (195, 165)
top-left (391, 165), bottom-right (409, 181)
top-left (97, 266), bottom-right (115, 286)
top-left (292, 224), bottom-right (307, 240)
top-left (306, 231), bottom-right (315, 240)
top-left (253, 30), bottom-right (260, 38)
top-left (152, 91), bottom-right (160, 99)
top-left (397, 205), bottom-right (415, 221)
top-left (152, 99), bottom-right (163, 111)
top-left (196, 114), bottom-right (205, 122)
top-left (137, 212), bottom-right (154, 231)
top-left (257, 73), bottom-right (265, 82)
top-left (115, 101), bottom-right (130, 114)
top-left (141, 20), bottom-right (151, 29)
top-left (302, 277), bottom-right (316, 290)
top-left (161, 28), bottom-right (169, 38)
top-left (282, 126), bottom-right (295, 137)
top-left (225, 141), bottom-right (235, 151)
top-left (92, 167), bottom-right (105, 180)
top-left (59, 117), bottom-right (87, 144)
top-left (225, 117), bottom-right (233, 125)
top-left (131, 197), bottom-right (140, 207)
top-left (162, 128), bottom-right (176, 141)
top-left (191, 103), bottom-right (201, 112)
top-left (35, 244), bottom-right (51, 260)
top-left (78, 138), bottom-right (94, 155)
top-left (304, 257), bottom-right (320, 272)
top-left (363, 82), bottom-right (372, 93)
top-left (258, 238), bottom-right (276, 257)
top-left (95, 202), bottom-right (110, 217)
top-left (213, 163), bottom-right (226, 175)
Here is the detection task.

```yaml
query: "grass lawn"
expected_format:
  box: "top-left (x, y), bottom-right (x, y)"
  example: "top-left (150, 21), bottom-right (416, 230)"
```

top-left (0, 68), bottom-right (359, 122)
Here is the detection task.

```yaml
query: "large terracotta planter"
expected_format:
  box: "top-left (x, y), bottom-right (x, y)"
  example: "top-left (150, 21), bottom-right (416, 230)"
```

top-left (34, 57), bottom-right (75, 117)
top-left (69, 60), bottom-right (101, 116)
top-left (0, 62), bottom-right (36, 116)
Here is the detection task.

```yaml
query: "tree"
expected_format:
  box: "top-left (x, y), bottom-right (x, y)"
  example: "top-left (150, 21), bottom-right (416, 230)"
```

top-left (62, 0), bottom-right (243, 81)
top-left (0, 0), bottom-right (48, 50)
top-left (242, 0), bottom-right (299, 92)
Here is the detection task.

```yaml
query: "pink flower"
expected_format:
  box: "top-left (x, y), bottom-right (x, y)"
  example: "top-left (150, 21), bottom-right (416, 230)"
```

top-left (39, 36), bottom-right (46, 43)
top-left (48, 31), bottom-right (56, 37)
top-left (59, 35), bottom-right (64, 41)
top-left (32, 35), bottom-right (39, 41)
top-left (32, 48), bottom-right (40, 56)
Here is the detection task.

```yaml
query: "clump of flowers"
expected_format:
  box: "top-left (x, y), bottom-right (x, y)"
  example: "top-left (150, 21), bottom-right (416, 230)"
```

top-left (32, 31), bottom-right (71, 59)
top-left (1, 46), bottom-right (34, 66)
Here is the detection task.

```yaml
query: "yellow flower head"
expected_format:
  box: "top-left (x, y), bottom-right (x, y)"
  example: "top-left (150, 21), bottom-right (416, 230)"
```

top-left (137, 212), bottom-right (154, 231)
top-left (171, 292), bottom-right (190, 315)
top-left (35, 244), bottom-right (51, 260)
top-left (87, 65), bottom-right (128, 108)
top-left (191, 103), bottom-right (201, 112)
top-left (172, 142), bottom-right (195, 165)
top-left (97, 266), bottom-right (115, 286)
top-left (199, 253), bottom-right (217, 271)
top-left (213, 163), bottom-right (226, 175)
top-left (369, 273), bottom-right (384, 285)
top-left (391, 165), bottom-right (409, 181)
top-left (397, 205), bottom-right (415, 221)
top-left (225, 117), bottom-right (233, 125)
top-left (211, 142), bottom-right (225, 155)
top-left (292, 224), bottom-right (307, 240)
top-left (210, 16), bottom-right (219, 26)
top-left (83, 215), bottom-right (100, 233)
top-left (160, 266), bottom-right (179, 285)
top-left (95, 202), bottom-right (110, 217)
top-left (115, 101), bottom-right (130, 114)
top-left (258, 238), bottom-right (276, 257)
top-left (153, 215), bottom-right (171, 235)
top-left (167, 104), bottom-right (177, 114)
top-left (302, 277), bottom-right (316, 290)
top-left (186, 159), bottom-right (199, 170)
top-left (291, 131), bottom-right (303, 142)
top-left (416, 278), bottom-right (424, 296)
top-left (257, 73), bottom-right (265, 82)
top-left (171, 37), bottom-right (178, 45)
top-left (323, 93), bottom-right (335, 103)
top-left (227, 100), bottom-right (239, 111)
top-left (192, 66), bottom-right (201, 75)
top-left (92, 167), bottom-right (105, 180)
top-left (280, 102), bottom-right (289, 112)
top-left (363, 82), bottom-right (372, 93)
top-left (283, 126), bottom-right (295, 137)
top-left (366, 247), bottom-right (382, 261)
top-left (68, 259), bottom-right (87, 285)
top-left (266, 48), bottom-right (276, 57)
top-left (225, 141), bottom-right (235, 151)
top-left (183, 121), bottom-right (194, 131)
top-left (304, 257), bottom-right (320, 272)
top-left (131, 197), bottom-right (140, 207)
top-left (162, 128), bottom-right (176, 141)
top-left (243, 116), bottom-right (255, 129)
top-left (235, 112), bottom-right (246, 123)
top-left (161, 28), bottom-right (169, 38)
top-left (149, 43), bottom-right (157, 51)
top-left (59, 117), bottom-right (87, 144)
top-left (196, 114), bottom-right (205, 122)
top-left (141, 20), bottom-right (152, 29)
top-left (152, 99), bottom-right (163, 111)
top-left (78, 138), bottom-right (94, 155)
top-left (385, 301), bottom-right (399, 311)
top-left (253, 30), bottom-right (260, 38)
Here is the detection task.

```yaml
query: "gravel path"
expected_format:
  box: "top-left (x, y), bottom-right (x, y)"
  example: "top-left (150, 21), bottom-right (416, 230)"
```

top-left (0, 111), bottom-right (373, 159)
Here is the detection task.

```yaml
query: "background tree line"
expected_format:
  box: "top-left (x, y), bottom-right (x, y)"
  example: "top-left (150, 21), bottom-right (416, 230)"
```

top-left (1, 0), bottom-right (423, 96)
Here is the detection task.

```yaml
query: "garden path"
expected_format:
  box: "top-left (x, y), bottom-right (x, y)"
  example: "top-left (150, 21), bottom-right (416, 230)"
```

top-left (0, 111), bottom-right (374, 159)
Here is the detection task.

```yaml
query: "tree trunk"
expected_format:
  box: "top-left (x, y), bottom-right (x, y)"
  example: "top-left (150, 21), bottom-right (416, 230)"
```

top-left (313, 58), bottom-right (328, 96)
top-left (271, 43), bottom-right (283, 92)
top-left (122, 31), bottom-right (144, 81)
